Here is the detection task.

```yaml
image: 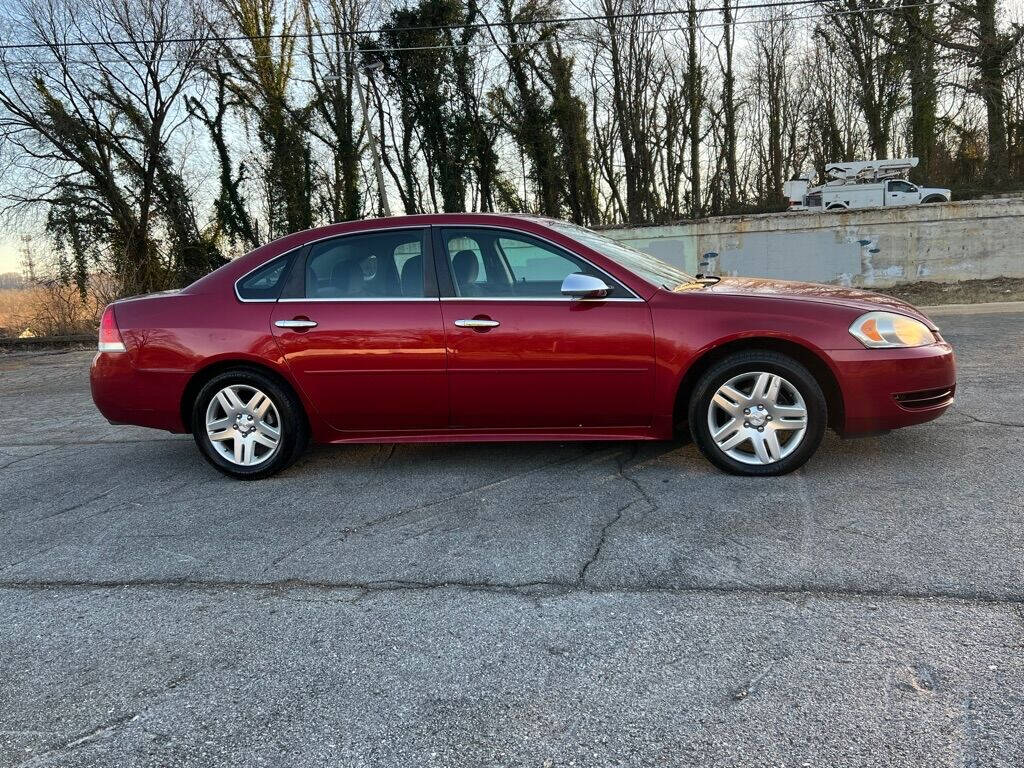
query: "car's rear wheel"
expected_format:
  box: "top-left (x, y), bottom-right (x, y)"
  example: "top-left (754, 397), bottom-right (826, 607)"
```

top-left (688, 351), bottom-right (827, 476)
top-left (192, 368), bottom-right (308, 480)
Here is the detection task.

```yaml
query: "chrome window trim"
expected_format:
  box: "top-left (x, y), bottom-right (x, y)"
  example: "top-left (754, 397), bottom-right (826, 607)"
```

top-left (279, 297), bottom-right (438, 303)
top-left (435, 223), bottom-right (644, 301)
top-left (438, 296), bottom-right (644, 303)
top-left (233, 225), bottom-right (429, 303)
top-left (234, 223), bottom-right (648, 303)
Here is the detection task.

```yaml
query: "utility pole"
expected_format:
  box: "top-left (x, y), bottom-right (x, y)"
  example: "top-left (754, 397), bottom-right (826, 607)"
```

top-left (328, 62), bottom-right (390, 217)
top-left (19, 235), bottom-right (35, 283)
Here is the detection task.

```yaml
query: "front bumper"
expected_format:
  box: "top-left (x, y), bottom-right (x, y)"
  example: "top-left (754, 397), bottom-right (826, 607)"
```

top-left (829, 341), bottom-right (956, 435)
top-left (90, 352), bottom-right (190, 433)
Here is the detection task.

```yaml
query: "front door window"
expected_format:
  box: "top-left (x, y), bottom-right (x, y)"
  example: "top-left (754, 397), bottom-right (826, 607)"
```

top-left (439, 228), bottom-right (628, 299)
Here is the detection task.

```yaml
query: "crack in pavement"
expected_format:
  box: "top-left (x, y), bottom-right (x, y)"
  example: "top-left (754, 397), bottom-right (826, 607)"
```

top-left (730, 655), bottom-right (788, 702)
top-left (9, 664), bottom-right (205, 767)
top-left (32, 487), bottom-right (120, 524)
top-left (0, 545), bottom-right (60, 576)
top-left (3, 576), bottom-right (1024, 608)
top-left (270, 446), bottom-right (654, 585)
top-left (959, 412), bottom-right (1024, 429)
top-left (613, 444), bottom-right (661, 515)
top-left (579, 502), bottom-right (631, 586)
top-left (578, 446), bottom-right (657, 585)
top-left (0, 446), bottom-right (63, 472)
top-left (268, 444), bottom-right (399, 570)
top-left (13, 712), bottom-right (140, 768)
top-left (315, 446), bottom-right (614, 550)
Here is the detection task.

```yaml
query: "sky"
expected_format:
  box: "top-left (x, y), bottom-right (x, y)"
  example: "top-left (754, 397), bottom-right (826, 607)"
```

top-left (0, 241), bottom-right (17, 274)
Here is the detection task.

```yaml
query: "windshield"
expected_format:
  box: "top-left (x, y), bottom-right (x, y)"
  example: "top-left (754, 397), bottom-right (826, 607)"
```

top-left (548, 221), bottom-right (697, 289)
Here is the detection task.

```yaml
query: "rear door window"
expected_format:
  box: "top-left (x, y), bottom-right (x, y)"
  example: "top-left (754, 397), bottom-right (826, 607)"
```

top-left (304, 229), bottom-right (427, 299)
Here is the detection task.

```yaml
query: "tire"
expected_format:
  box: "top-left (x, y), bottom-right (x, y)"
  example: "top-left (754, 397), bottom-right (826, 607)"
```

top-left (921, 195), bottom-right (947, 204)
top-left (191, 368), bottom-right (309, 480)
top-left (688, 351), bottom-right (827, 476)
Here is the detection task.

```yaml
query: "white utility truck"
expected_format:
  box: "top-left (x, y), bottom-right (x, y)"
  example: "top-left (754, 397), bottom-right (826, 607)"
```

top-left (783, 157), bottom-right (951, 212)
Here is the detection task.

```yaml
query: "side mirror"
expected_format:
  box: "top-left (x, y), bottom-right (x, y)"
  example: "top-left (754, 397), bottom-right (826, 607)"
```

top-left (561, 273), bottom-right (610, 299)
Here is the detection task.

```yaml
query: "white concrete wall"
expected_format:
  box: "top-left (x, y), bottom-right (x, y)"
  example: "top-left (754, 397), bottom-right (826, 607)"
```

top-left (602, 198), bottom-right (1024, 287)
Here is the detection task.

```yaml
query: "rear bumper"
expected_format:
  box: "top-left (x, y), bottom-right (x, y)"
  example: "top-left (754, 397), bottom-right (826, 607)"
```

top-left (829, 342), bottom-right (956, 435)
top-left (90, 352), bottom-right (190, 433)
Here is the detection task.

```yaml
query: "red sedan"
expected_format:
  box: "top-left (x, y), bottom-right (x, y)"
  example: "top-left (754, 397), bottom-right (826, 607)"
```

top-left (90, 214), bottom-right (955, 479)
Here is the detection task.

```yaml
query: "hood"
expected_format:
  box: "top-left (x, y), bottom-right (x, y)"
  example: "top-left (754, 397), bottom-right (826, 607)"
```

top-left (690, 276), bottom-right (935, 327)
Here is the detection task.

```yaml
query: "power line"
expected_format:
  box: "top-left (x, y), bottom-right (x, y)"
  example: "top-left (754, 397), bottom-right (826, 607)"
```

top-left (0, 0), bottom-right (833, 52)
top-left (0, 0), bottom-right (948, 66)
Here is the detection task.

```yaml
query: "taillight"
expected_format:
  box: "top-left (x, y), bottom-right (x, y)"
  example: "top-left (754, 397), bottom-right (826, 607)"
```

top-left (98, 305), bottom-right (125, 352)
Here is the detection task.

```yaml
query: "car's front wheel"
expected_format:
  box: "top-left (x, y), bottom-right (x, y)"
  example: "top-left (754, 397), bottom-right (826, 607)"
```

top-left (192, 368), bottom-right (309, 480)
top-left (689, 351), bottom-right (827, 476)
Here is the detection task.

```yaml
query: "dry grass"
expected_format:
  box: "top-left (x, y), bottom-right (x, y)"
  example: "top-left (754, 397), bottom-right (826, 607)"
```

top-left (0, 283), bottom-right (104, 338)
top-left (873, 276), bottom-right (1024, 306)
top-left (0, 288), bottom-right (35, 336)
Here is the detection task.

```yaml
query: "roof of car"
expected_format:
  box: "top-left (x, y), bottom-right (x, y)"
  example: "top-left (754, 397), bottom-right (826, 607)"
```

top-left (182, 212), bottom-right (574, 295)
top-left (299, 212), bottom-right (562, 231)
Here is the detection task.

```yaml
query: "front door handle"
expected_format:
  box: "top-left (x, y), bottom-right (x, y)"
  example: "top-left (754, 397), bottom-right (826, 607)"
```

top-left (454, 318), bottom-right (500, 329)
top-left (275, 318), bottom-right (318, 329)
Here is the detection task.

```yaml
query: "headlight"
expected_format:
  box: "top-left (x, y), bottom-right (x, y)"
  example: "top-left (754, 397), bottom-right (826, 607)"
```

top-left (849, 311), bottom-right (936, 348)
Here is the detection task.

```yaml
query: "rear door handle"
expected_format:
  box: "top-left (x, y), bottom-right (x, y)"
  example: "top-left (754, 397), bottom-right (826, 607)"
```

top-left (454, 319), bottom-right (500, 328)
top-left (275, 319), bottom-right (318, 329)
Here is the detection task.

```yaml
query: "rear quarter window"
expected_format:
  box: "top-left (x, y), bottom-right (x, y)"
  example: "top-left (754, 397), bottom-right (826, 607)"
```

top-left (236, 256), bottom-right (291, 301)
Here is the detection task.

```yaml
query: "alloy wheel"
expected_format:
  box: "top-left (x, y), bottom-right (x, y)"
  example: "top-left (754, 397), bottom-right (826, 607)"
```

top-left (706, 371), bottom-right (809, 465)
top-left (205, 384), bottom-right (282, 467)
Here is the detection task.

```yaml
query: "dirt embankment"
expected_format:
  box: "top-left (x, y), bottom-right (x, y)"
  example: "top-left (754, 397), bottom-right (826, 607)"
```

top-left (871, 276), bottom-right (1024, 306)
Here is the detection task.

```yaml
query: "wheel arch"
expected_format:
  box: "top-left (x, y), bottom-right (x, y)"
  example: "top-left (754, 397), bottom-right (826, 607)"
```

top-left (180, 358), bottom-right (309, 435)
top-left (921, 194), bottom-right (948, 204)
top-left (673, 337), bottom-right (845, 433)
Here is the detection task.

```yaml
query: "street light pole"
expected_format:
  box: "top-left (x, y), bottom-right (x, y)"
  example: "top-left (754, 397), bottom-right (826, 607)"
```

top-left (327, 64), bottom-right (390, 217)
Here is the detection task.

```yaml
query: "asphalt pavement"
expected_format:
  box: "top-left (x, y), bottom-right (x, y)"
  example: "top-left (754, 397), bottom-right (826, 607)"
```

top-left (1, 309), bottom-right (1022, 767)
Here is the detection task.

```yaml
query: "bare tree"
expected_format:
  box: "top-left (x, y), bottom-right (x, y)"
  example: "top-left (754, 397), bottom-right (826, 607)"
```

top-left (301, 0), bottom-right (364, 222)
top-left (903, 0), bottom-right (939, 182)
top-left (490, 0), bottom-right (561, 216)
top-left (187, 61), bottom-right (261, 249)
top-left (0, 0), bottom-right (221, 295)
top-left (715, 0), bottom-right (740, 210)
top-left (684, 0), bottom-right (703, 217)
top-left (925, 0), bottom-right (1024, 185)
top-left (594, 0), bottom-right (667, 223)
top-left (818, 1), bottom-right (906, 160)
top-left (216, 0), bottom-right (313, 236)
top-left (749, 9), bottom-right (796, 206)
